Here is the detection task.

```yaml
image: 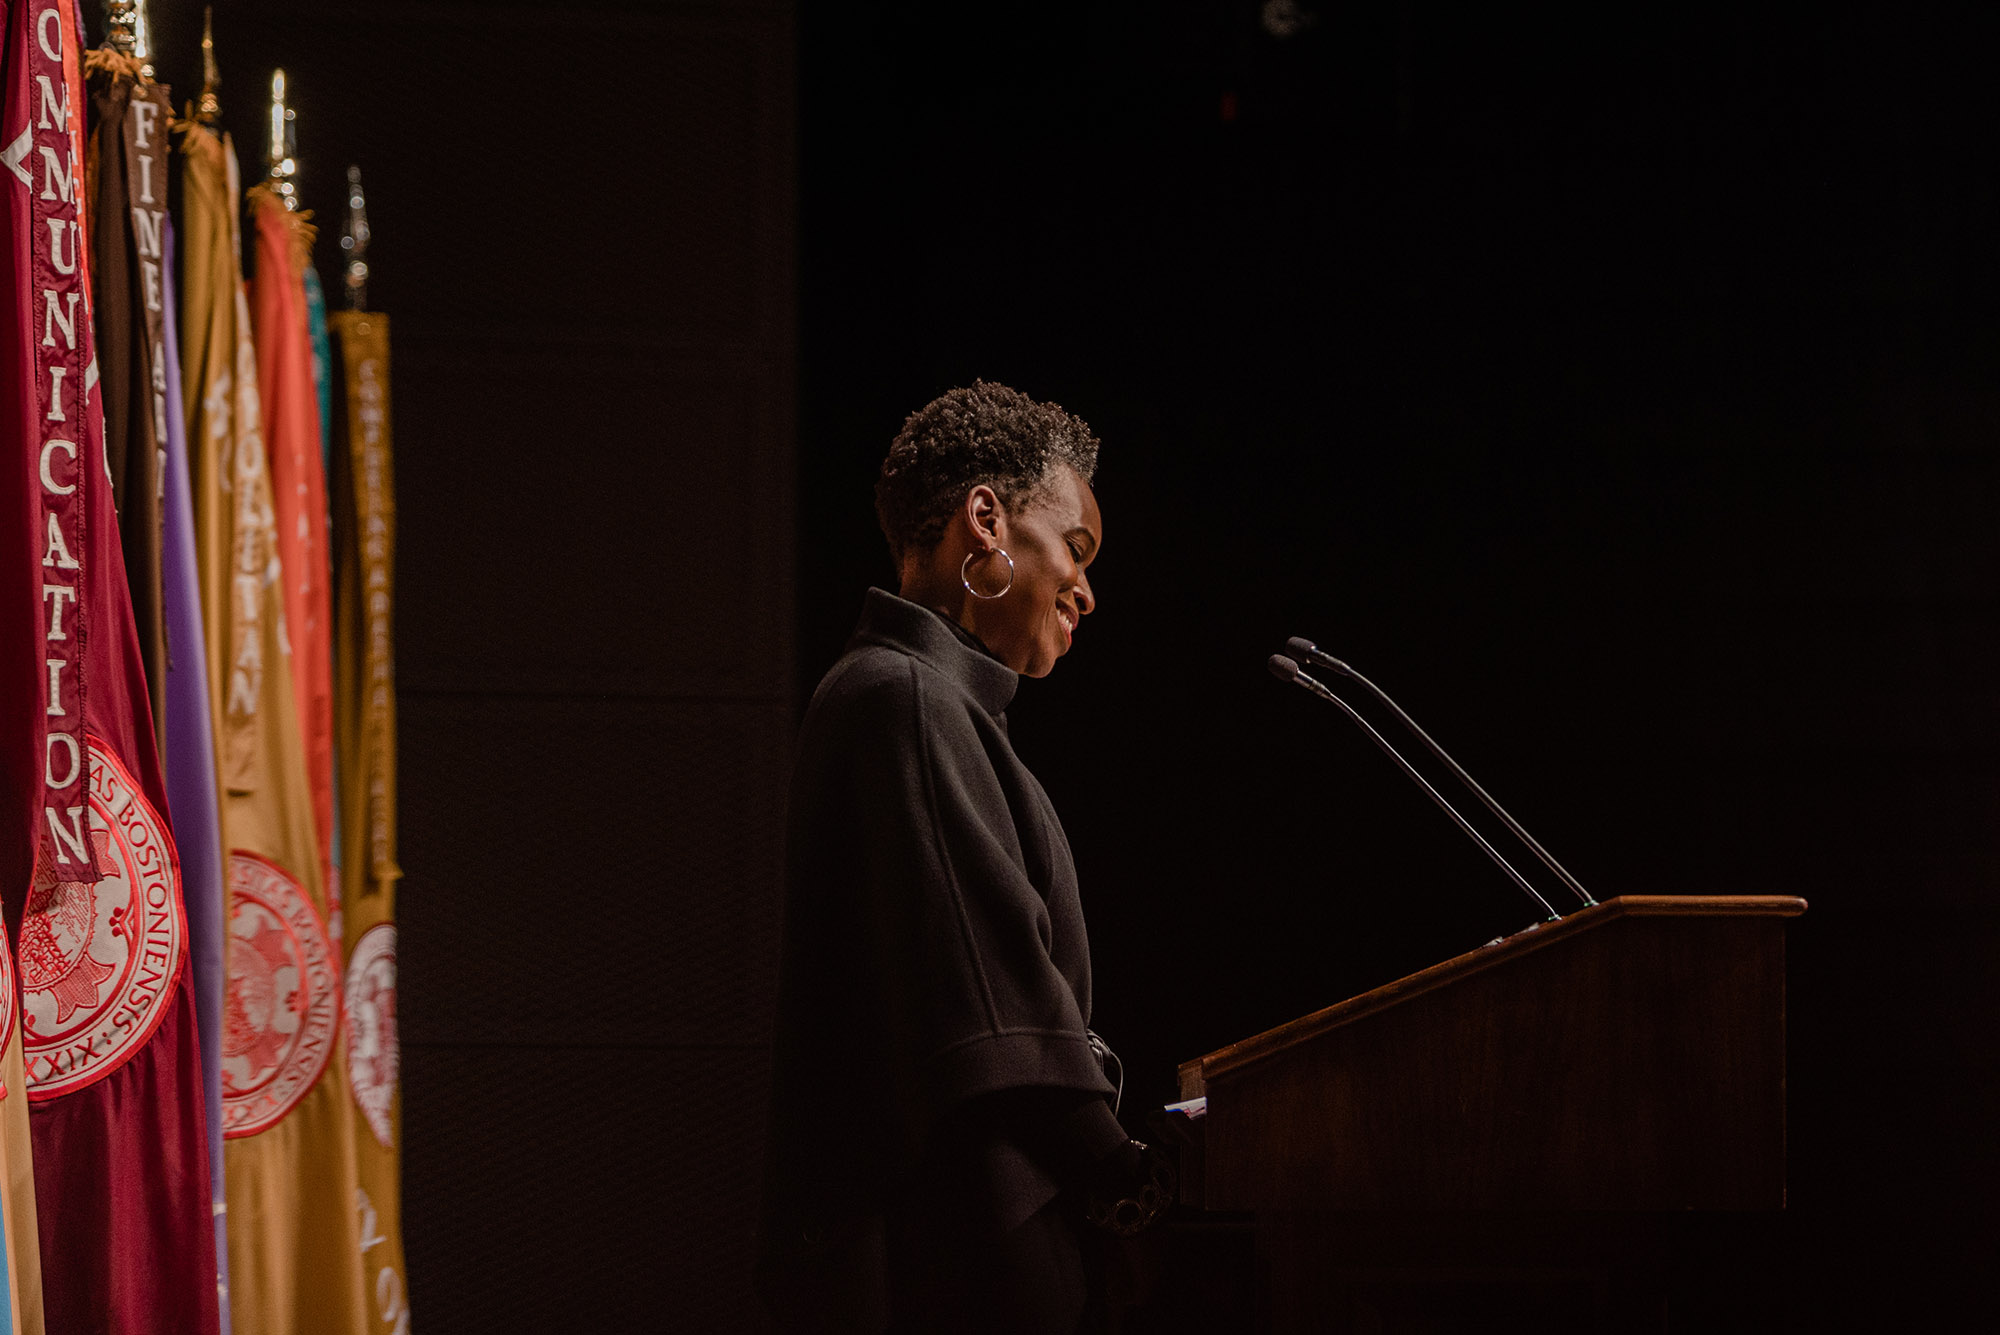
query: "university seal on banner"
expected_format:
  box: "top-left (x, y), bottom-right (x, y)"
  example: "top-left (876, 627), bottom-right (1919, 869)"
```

top-left (21, 741), bottom-right (188, 1101)
top-left (223, 851), bottom-right (341, 1137)
top-left (344, 923), bottom-right (399, 1148)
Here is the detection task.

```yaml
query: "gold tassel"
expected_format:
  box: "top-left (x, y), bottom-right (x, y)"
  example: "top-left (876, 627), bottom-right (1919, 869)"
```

top-left (172, 104), bottom-right (209, 143)
top-left (245, 180), bottom-right (319, 273)
top-left (82, 47), bottom-right (148, 83)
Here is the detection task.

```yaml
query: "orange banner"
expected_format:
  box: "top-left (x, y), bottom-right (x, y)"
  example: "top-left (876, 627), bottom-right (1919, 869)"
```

top-left (249, 188), bottom-right (335, 905)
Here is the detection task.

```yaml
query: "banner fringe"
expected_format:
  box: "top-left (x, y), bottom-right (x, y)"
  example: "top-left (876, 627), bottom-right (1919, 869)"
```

top-left (82, 47), bottom-right (148, 82)
top-left (245, 181), bottom-right (319, 274)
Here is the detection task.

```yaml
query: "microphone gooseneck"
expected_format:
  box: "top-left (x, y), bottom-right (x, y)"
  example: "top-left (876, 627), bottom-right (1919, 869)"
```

top-left (1285, 637), bottom-right (1596, 910)
top-left (1269, 656), bottom-right (1562, 923)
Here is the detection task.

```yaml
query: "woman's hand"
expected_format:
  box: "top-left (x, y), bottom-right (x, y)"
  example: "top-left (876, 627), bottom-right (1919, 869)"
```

top-left (1083, 1139), bottom-right (1177, 1237)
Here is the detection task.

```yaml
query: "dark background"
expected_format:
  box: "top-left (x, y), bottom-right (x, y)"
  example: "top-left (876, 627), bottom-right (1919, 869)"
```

top-left (150, 0), bottom-right (1994, 1329)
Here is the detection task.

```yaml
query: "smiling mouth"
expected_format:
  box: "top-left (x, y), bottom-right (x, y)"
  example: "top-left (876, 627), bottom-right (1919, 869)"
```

top-left (1056, 607), bottom-right (1076, 642)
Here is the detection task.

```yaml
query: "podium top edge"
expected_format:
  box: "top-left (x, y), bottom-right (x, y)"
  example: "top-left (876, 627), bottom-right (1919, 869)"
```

top-left (1179, 895), bottom-right (1808, 1094)
top-left (1608, 894), bottom-right (1807, 917)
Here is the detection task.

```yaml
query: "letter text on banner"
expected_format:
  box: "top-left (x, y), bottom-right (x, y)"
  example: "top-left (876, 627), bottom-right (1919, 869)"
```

top-left (23, 0), bottom-right (96, 882)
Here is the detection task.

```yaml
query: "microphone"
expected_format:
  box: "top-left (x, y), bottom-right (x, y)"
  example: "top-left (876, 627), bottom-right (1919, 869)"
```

top-left (1285, 638), bottom-right (1595, 910)
top-left (1268, 655), bottom-right (1562, 923)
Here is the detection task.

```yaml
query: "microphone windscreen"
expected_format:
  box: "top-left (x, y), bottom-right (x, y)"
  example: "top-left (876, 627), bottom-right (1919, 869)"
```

top-left (1267, 654), bottom-right (1301, 681)
top-left (1286, 636), bottom-right (1319, 660)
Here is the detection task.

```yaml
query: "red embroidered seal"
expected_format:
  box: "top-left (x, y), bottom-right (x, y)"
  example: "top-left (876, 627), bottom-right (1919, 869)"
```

top-left (344, 922), bottom-right (398, 1148)
top-left (222, 851), bottom-right (340, 1137)
top-left (21, 741), bottom-right (187, 1101)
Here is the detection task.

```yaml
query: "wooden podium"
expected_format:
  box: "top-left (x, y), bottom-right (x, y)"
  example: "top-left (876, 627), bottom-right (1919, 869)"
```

top-left (1172, 895), bottom-right (1806, 1331)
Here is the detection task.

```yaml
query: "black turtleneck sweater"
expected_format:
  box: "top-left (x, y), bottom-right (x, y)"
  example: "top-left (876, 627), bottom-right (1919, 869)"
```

top-left (758, 589), bottom-right (1125, 1327)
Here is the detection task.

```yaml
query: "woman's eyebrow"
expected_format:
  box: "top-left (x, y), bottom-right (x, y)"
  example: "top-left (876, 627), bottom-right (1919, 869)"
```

top-left (1067, 527), bottom-right (1099, 557)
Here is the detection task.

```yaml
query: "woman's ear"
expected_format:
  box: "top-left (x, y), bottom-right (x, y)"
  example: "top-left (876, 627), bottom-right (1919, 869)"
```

top-left (964, 484), bottom-right (1004, 547)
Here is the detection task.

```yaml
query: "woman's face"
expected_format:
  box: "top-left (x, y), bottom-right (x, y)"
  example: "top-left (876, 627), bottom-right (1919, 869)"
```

top-left (968, 467), bottom-right (1102, 678)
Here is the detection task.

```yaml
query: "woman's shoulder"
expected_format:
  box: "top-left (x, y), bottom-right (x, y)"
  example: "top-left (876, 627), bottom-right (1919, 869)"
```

top-left (813, 641), bottom-right (942, 704)
top-left (805, 641), bottom-right (971, 737)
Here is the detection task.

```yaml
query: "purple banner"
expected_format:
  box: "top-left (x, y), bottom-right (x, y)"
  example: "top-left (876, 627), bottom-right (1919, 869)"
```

top-left (159, 215), bottom-right (232, 1335)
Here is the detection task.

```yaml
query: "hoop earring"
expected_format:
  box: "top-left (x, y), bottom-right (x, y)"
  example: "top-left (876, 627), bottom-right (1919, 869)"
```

top-left (961, 547), bottom-right (1015, 600)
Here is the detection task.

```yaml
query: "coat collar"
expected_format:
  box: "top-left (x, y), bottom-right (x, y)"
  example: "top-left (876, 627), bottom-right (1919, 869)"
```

top-left (850, 588), bottom-right (1018, 716)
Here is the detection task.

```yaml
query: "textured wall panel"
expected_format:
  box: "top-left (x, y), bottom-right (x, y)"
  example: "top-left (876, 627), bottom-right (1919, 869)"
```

top-left (402, 1043), bottom-right (774, 1334)
top-left (397, 693), bottom-right (784, 1049)
top-left (392, 351), bottom-right (790, 696)
top-left (150, 4), bottom-right (791, 344)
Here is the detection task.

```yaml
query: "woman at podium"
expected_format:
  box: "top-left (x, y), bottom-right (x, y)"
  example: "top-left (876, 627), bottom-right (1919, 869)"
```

top-left (758, 382), bottom-right (1163, 1333)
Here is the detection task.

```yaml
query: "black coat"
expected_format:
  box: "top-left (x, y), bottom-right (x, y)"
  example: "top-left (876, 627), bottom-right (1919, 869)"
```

top-left (759, 589), bottom-right (1121, 1329)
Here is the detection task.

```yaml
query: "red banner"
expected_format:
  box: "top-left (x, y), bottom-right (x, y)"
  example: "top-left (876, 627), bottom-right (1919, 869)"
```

top-left (2, 0), bottom-right (46, 927)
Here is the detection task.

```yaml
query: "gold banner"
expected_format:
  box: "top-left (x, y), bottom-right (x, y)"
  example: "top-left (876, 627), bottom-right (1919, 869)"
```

top-left (328, 311), bottom-right (411, 1335)
top-left (180, 121), bottom-right (370, 1335)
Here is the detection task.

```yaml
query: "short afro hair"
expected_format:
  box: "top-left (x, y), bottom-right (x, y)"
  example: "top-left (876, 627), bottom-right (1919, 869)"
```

top-left (875, 380), bottom-right (1100, 562)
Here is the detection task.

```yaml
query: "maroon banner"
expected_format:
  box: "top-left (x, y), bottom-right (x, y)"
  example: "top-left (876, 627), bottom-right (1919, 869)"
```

top-left (1, 0), bottom-right (47, 930)
top-left (6, 4), bottom-right (223, 1332)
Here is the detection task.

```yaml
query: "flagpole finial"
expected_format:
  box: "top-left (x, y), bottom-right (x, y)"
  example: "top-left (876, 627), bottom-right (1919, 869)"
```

top-left (267, 68), bottom-right (299, 210)
top-left (196, 6), bottom-right (221, 123)
top-left (131, 0), bottom-right (154, 76)
top-left (105, 2), bottom-right (135, 54)
top-left (341, 165), bottom-right (371, 310)
top-left (104, 1), bottom-right (155, 74)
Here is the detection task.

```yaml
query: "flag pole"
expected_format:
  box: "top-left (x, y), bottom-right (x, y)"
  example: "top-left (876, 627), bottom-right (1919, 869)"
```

top-left (341, 167), bottom-right (370, 310)
top-left (197, 6), bottom-right (222, 123)
top-left (104, 0), bottom-right (156, 77)
top-left (267, 69), bottom-right (299, 210)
